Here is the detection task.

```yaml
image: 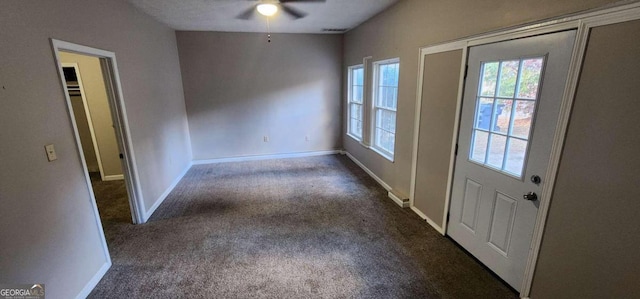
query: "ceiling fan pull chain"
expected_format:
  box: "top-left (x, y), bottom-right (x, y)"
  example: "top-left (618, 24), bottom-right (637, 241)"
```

top-left (267, 18), bottom-right (272, 43)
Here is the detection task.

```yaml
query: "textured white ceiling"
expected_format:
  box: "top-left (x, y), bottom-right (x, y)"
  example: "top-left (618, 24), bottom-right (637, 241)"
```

top-left (126, 0), bottom-right (400, 33)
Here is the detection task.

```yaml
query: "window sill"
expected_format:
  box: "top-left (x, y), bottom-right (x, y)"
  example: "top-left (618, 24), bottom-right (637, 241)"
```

top-left (370, 146), bottom-right (394, 163)
top-left (346, 133), bottom-right (363, 143)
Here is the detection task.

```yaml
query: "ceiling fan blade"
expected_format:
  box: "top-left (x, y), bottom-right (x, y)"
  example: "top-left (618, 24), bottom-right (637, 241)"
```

top-left (236, 6), bottom-right (256, 20)
top-left (280, 4), bottom-right (307, 19)
top-left (280, 0), bottom-right (326, 2)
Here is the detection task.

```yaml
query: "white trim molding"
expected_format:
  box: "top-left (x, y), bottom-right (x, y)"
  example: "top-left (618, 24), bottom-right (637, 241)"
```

top-left (360, 56), bottom-right (373, 147)
top-left (143, 162), bottom-right (192, 221)
top-left (75, 261), bottom-right (111, 299)
top-left (388, 191), bottom-right (410, 208)
top-left (410, 206), bottom-right (445, 235)
top-left (193, 150), bottom-right (342, 165)
top-left (344, 152), bottom-right (409, 208)
top-left (103, 174), bottom-right (124, 181)
top-left (345, 152), bottom-right (391, 191)
top-left (346, 64), bottom-right (365, 142)
top-left (408, 2), bottom-right (640, 298)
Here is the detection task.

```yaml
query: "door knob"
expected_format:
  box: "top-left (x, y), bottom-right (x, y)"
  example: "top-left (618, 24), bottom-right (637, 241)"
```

top-left (523, 192), bottom-right (538, 201)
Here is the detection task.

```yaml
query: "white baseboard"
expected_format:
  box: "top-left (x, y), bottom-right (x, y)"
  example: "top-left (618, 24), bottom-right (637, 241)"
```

top-left (344, 152), bottom-right (392, 191)
top-left (193, 150), bottom-right (342, 165)
top-left (344, 152), bottom-right (409, 208)
top-left (102, 174), bottom-right (124, 181)
top-left (142, 162), bottom-right (192, 222)
top-left (75, 260), bottom-right (111, 299)
top-left (388, 191), bottom-right (410, 208)
top-left (410, 206), bottom-right (445, 235)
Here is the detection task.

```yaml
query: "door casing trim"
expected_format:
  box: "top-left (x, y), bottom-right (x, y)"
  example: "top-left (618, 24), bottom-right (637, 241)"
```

top-left (409, 1), bottom-right (640, 297)
top-left (51, 39), bottom-right (146, 228)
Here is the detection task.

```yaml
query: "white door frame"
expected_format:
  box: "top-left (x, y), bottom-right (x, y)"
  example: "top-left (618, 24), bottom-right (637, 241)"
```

top-left (409, 2), bottom-right (640, 297)
top-left (51, 39), bottom-right (145, 226)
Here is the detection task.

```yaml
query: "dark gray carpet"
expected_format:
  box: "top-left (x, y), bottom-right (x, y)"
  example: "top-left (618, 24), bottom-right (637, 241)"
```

top-left (90, 172), bottom-right (131, 225)
top-left (89, 155), bottom-right (517, 298)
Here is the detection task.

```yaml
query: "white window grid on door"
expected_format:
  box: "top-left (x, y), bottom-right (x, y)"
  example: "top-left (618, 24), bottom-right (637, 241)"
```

top-left (371, 58), bottom-right (400, 161)
top-left (347, 65), bottom-right (364, 140)
top-left (469, 56), bottom-right (546, 178)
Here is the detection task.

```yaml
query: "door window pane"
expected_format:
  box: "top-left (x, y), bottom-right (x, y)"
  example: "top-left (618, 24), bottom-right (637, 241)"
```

top-left (505, 138), bottom-right (527, 176)
top-left (497, 60), bottom-right (520, 98)
top-left (492, 99), bottom-right (512, 135)
top-left (510, 100), bottom-right (535, 139)
top-left (517, 58), bottom-right (544, 99)
top-left (480, 62), bottom-right (499, 96)
top-left (487, 134), bottom-right (507, 168)
top-left (475, 97), bottom-right (494, 131)
top-left (471, 130), bottom-right (489, 163)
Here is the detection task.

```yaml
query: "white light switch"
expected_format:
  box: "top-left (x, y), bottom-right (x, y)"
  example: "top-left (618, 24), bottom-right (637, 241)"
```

top-left (45, 144), bottom-right (57, 161)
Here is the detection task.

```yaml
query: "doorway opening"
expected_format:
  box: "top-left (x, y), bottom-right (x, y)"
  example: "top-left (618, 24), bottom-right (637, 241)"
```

top-left (62, 57), bottom-right (133, 227)
top-left (51, 40), bottom-right (144, 235)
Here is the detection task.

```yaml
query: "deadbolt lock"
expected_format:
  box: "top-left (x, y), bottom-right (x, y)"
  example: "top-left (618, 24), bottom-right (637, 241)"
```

top-left (531, 175), bottom-right (541, 185)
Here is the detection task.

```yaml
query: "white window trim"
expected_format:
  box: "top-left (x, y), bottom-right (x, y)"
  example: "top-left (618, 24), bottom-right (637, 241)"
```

top-left (370, 58), bottom-right (400, 162)
top-left (347, 64), bottom-right (364, 142)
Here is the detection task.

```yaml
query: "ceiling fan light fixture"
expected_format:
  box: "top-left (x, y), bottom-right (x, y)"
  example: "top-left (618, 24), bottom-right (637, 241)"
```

top-left (257, 3), bottom-right (278, 17)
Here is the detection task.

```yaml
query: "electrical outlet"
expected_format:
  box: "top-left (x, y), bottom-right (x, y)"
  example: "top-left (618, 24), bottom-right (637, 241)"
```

top-left (305, 136), bottom-right (310, 142)
top-left (45, 144), bottom-right (57, 161)
top-left (263, 136), bottom-right (269, 142)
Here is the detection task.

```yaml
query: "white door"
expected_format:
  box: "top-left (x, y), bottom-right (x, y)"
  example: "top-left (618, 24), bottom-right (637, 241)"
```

top-left (448, 30), bottom-right (576, 291)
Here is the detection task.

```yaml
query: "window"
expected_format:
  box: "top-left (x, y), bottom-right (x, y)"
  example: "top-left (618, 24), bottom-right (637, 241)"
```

top-left (372, 59), bottom-right (399, 160)
top-left (469, 57), bottom-right (545, 177)
top-left (347, 65), bottom-right (364, 140)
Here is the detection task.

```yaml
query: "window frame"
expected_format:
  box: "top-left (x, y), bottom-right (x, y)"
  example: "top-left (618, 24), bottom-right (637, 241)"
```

top-left (370, 58), bottom-right (400, 161)
top-left (468, 56), bottom-right (546, 179)
top-left (347, 64), bottom-right (365, 141)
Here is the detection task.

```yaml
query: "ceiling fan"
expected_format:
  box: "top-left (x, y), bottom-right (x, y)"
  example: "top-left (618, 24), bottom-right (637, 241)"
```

top-left (236, 0), bottom-right (326, 20)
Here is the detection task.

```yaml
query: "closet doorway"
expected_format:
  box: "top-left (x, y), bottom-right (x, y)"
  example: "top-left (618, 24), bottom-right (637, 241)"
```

top-left (61, 57), bottom-right (133, 227)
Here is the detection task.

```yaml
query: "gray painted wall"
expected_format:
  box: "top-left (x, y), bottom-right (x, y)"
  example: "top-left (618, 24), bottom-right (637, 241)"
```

top-left (413, 50), bottom-right (462, 229)
top-left (342, 0), bottom-right (620, 199)
top-left (176, 32), bottom-right (342, 160)
top-left (530, 20), bottom-right (640, 298)
top-left (0, 0), bottom-right (191, 298)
